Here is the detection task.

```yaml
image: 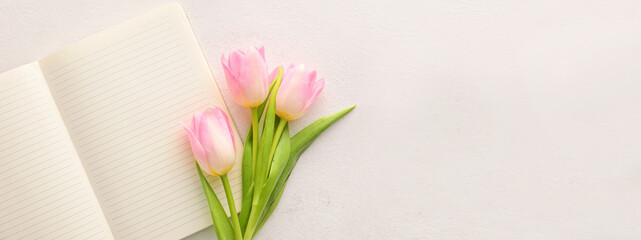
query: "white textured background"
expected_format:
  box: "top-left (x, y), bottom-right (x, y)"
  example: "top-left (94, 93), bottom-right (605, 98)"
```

top-left (3, 0), bottom-right (641, 239)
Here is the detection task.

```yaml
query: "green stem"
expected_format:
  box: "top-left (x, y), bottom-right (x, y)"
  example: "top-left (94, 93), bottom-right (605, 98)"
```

top-left (245, 112), bottom-right (264, 239)
top-left (267, 119), bottom-right (287, 175)
top-left (220, 174), bottom-right (243, 240)
top-left (250, 107), bottom-right (259, 182)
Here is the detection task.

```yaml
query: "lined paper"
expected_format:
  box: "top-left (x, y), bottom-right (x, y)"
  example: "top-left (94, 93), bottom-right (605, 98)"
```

top-left (39, 4), bottom-right (242, 240)
top-left (0, 63), bottom-right (113, 240)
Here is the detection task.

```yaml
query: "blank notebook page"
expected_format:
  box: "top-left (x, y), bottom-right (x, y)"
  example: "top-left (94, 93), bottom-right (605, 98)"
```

top-left (0, 63), bottom-right (113, 240)
top-left (38, 4), bottom-right (242, 240)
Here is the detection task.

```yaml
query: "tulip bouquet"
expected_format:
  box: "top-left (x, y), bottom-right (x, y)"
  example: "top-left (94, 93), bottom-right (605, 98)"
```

top-left (181, 46), bottom-right (354, 240)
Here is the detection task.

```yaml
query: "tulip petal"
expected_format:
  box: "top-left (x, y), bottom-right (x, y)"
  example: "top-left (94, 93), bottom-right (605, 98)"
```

top-left (192, 112), bottom-right (203, 139)
top-left (286, 64), bottom-right (296, 72)
top-left (302, 71), bottom-right (317, 99)
top-left (229, 51), bottom-right (243, 77)
top-left (275, 64), bottom-right (307, 119)
top-left (220, 54), bottom-right (236, 79)
top-left (198, 114), bottom-right (218, 175)
top-left (201, 107), bottom-right (237, 175)
top-left (222, 55), bottom-right (248, 106)
top-left (237, 48), bottom-right (269, 106)
top-left (268, 67), bottom-right (279, 86)
top-left (212, 106), bottom-right (236, 151)
top-left (181, 122), bottom-right (209, 171)
top-left (257, 46), bottom-right (265, 62)
top-left (198, 110), bottom-right (209, 138)
top-left (303, 77), bottom-right (324, 110)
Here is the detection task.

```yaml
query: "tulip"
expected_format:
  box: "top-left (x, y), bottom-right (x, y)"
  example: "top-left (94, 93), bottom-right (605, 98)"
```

top-left (221, 46), bottom-right (271, 107)
top-left (182, 106), bottom-right (244, 239)
top-left (181, 106), bottom-right (237, 176)
top-left (275, 64), bottom-right (325, 120)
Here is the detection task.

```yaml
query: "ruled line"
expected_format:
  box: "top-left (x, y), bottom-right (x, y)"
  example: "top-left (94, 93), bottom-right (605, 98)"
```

top-left (46, 215), bottom-right (101, 240)
top-left (0, 82), bottom-right (38, 104)
top-left (55, 41), bottom-right (182, 101)
top-left (113, 183), bottom-right (203, 229)
top-left (93, 140), bottom-right (188, 179)
top-left (68, 75), bottom-right (194, 137)
top-left (0, 188), bottom-right (86, 230)
top-left (111, 174), bottom-right (241, 223)
top-left (113, 177), bottom-right (241, 236)
top-left (0, 118), bottom-right (56, 144)
top-left (118, 196), bottom-right (203, 234)
top-left (130, 189), bottom-right (242, 240)
top-left (68, 67), bottom-right (194, 129)
top-left (0, 149), bottom-right (69, 187)
top-left (103, 157), bottom-right (195, 204)
top-left (70, 73), bottom-right (197, 137)
top-left (50, 27), bottom-right (178, 87)
top-left (0, 152), bottom-right (71, 192)
top-left (0, 65), bottom-right (110, 240)
top-left (0, 93), bottom-right (43, 118)
top-left (77, 99), bottom-right (204, 171)
top-left (79, 99), bottom-right (206, 161)
top-left (84, 103), bottom-right (205, 171)
top-left (96, 148), bottom-right (190, 186)
top-left (111, 179), bottom-right (201, 221)
top-left (3, 202), bottom-right (94, 239)
top-left (82, 229), bottom-right (107, 240)
top-left (0, 128), bottom-right (60, 155)
top-left (0, 167), bottom-right (77, 213)
top-left (0, 139), bottom-right (64, 174)
top-left (126, 186), bottom-right (240, 240)
top-left (0, 105), bottom-right (51, 130)
top-left (46, 18), bottom-right (172, 76)
top-left (51, 32), bottom-right (178, 90)
top-left (0, 166), bottom-right (79, 212)
top-left (145, 211), bottom-right (209, 240)
top-left (56, 40), bottom-right (185, 103)
top-left (61, 53), bottom-right (189, 114)
top-left (98, 152), bottom-right (192, 194)
top-left (89, 131), bottom-right (187, 170)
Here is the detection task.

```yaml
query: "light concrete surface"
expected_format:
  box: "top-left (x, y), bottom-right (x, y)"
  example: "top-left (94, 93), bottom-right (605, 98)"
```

top-left (2, 0), bottom-right (641, 239)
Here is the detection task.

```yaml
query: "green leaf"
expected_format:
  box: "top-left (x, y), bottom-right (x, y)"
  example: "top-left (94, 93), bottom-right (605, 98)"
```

top-left (238, 183), bottom-right (253, 233)
top-left (253, 124), bottom-right (290, 238)
top-left (241, 130), bottom-right (253, 199)
top-left (239, 136), bottom-right (253, 233)
top-left (256, 105), bottom-right (356, 233)
top-left (241, 128), bottom-right (255, 202)
top-left (290, 105), bottom-right (356, 154)
top-left (254, 68), bottom-right (283, 197)
top-left (195, 160), bottom-right (235, 240)
top-left (268, 120), bottom-right (290, 179)
top-left (255, 180), bottom-right (284, 233)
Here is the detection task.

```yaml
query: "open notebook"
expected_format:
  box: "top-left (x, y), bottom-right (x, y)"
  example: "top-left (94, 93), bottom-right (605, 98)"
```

top-left (0, 3), bottom-right (242, 240)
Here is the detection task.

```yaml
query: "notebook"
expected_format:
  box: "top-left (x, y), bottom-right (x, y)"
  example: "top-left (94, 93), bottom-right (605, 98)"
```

top-left (0, 3), bottom-right (242, 240)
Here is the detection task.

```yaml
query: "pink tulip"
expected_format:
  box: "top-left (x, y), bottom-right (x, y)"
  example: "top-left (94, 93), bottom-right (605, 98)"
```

top-left (275, 64), bottom-right (325, 120)
top-left (182, 106), bottom-right (237, 176)
top-left (221, 46), bottom-right (271, 107)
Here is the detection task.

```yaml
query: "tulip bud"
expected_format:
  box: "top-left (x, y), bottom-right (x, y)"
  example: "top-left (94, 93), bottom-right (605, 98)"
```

top-left (275, 64), bottom-right (325, 120)
top-left (182, 106), bottom-right (237, 176)
top-left (221, 46), bottom-right (271, 107)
